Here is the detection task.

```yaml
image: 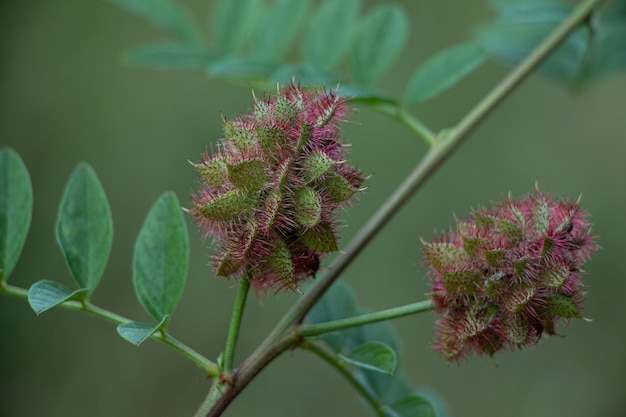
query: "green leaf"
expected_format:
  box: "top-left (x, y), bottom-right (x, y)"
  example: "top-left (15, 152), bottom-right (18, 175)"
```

top-left (133, 192), bottom-right (189, 321)
top-left (212, 0), bottom-right (263, 54)
top-left (477, 3), bottom-right (589, 82)
top-left (340, 341), bottom-right (397, 375)
top-left (252, 0), bottom-right (312, 62)
top-left (27, 280), bottom-right (88, 315)
top-left (306, 280), bottom-right (358, 351)
top-left (208, 57), bottom-right (278, 79)
top-left (350, 6), bottom-right (409, 85)
top-left (404, 42), bottom-right (486, 106)
top-left (387, 393), bottom-right (437, 417)
top-left (301, 223), bottom-right (339, 253)
top-left (270, 64), bottom-right (340, 87)
top-left (56, 163), bottom-right (113, 295)
top-left (301, 0), bottom-right (360, 71)
top-left (336, 85), bottom-right (397, 105)
top-left (116, 316), bottom-right (168, 346)
top-left (587, 18), bottom-right (626, 80)
top-left (0, 147), bottom-right (33, 279)
top-left (104, 0), bottom-right (202, 45)
top-left (125, 43), bottom-right (213, 70)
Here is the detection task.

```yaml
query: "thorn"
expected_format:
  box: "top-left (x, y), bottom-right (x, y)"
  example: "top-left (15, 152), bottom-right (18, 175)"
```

top-left (534, 179), bottom-right (540, 191)
top-left (577, 193), bottom-right (583, 204)
top-left (418, 234), bottom-right (427, 246)
top-left (358, 186), bottom-right (368, 192)
top-left (251, 88), bottom-right (258, 103)
top-left (181, 206), bottom-right (191, 213)
top-left (338, 248), bottom-right (347, 255)
top-left (582, 316), bottom-right (593, 322)
top-left (363, 173), bottom-right (374, 181)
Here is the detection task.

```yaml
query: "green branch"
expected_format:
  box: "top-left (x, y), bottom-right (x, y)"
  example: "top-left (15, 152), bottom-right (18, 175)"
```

top-left (300, 299), bottom-right (434, 338)
top-left (0, 282), bottom-right (219, 377)
top-left (196, 0), bottom-right (609, 414)
top-left (222, 277), bottom-right (251, 373)
top-left (372, 102), bottom-right (437, 145)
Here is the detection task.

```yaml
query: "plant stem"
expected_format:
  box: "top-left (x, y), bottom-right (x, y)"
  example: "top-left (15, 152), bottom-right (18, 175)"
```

top-left (222, 277), bottom-right (251, 373)
top-left (0, 282), bottom-right (219, 376)
top-left (373, 102), bottom-right (437, 145)
top-left (300, 299), bottom-right (434, 338)
top-left (301, 341), bottom-right (385, 417)
top-left (197, 0), bottom-right (608, 414)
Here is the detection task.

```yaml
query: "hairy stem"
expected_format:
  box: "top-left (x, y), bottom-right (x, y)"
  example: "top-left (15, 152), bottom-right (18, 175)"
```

top-left (222, 277), bottom-right (251, 373)
top-left (0, 282), bottom-right (219, 376)
top-left (300, 299), bottom-right (434, 338)
top-left (197, 0), bottom-right (609, 414)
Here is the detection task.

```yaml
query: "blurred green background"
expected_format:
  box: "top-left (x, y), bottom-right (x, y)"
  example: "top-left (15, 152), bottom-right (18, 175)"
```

top-left (1, 0), bottom-right (625, 416)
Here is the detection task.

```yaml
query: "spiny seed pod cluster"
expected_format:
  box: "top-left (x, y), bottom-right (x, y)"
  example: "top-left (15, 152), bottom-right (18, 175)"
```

top-left (190, 84), bottom-right (364, 292)
top-left (422, 189), bottom-right (598, 363)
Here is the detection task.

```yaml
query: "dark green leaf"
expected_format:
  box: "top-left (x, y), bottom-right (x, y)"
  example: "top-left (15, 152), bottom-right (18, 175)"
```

top-left (104, 0), bottom-right (202, 45)
top-left (387, 393), bottom-right (437, 417)
top-left (28, 280), bottom-right (88, 315)
top-left (301, 0), bottom-right (360, 71)
top-left (133, 192), bottom-right (189, 321)
top-left (125, 43), bottom-right (213, 70)
top-left (404, 42), bottom-right (486, 106)
top-left (350, 6), bottom-right (409, 85)
top-left (116, 316), bottom-right (168, 346)
top-left (306, 280), bottom-right (358, 351)
top-left (252, 0), bottom-right (312, 62)
top-left (587, 20), bottom-right (626, 80)
top-left (340, 341), bottom-right (397, 375)
top-left (212, 0), bottom-right (263, 54)
top-left (478, 3), bottom-right (589, 82)
top-left (0, 147), bottom-right (32, 279)
top-left (56, 163), bottom-right (113, 295)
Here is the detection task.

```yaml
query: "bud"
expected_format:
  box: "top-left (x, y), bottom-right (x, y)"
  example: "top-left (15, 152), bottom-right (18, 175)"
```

top-left (191, 83), bottom-right (365, 291)
top-left (422, 189), bottom-right (599, 363)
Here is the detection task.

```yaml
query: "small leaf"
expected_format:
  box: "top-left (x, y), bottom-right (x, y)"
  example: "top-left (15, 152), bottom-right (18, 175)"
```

top-left (125, 43), bottom-right (213, 70)
top-left (404, 42), bottom-right (486, 106)
top-left (350, 6), bottom-right (409, 85)
top-left (321, 174), bottom-right (360, 204)
top-left (547, 294), bottom-right (581, 318)
top-left (340, 341), bottom-right (397, 375)
top-left (294, 186), bottom-right (322, 228)
top-left (387, 393), bottom-right (437, 417)
top-left (227, 159), bottom-right (269, 192)
top-left (196, 190), bottom-right (256, 221)
top-left (28, 280), bottom-right (88, 315)
top-left (116, 316), bottom-right (168, 346)
top-left (270, 64), bottom-right (340, 87)
top-left (301, 0), bottom-right (360, 71)
top-left (252, 0), bottom-right (312, 62)
top-left (301, 223), bottom-right (339, 253)
top-left (0, 147), bottom-right (33, 279)
top-left (56, 163), bottom-right (113, 295)
top-left (306, 280), bottom-right (358, 351)
top-left (336, 85), bottom-right (397, 105)
top-left (266, 238), bottom-right (296, 290)
top-left (212, 0), bottom-right (263, 54)
top-left (208, 56), bottom-right (278, 79)
top-left (133, 192), bottom-right (189, 321)
top-left (301, 150), bottom-right (336, 183)
top-left (104, 0), bottom-right (202, 45)
top-left (477, 3), bottom-right (589, 82)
